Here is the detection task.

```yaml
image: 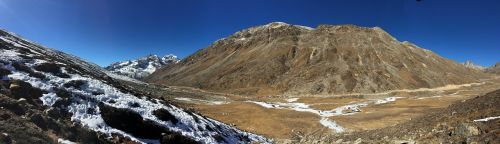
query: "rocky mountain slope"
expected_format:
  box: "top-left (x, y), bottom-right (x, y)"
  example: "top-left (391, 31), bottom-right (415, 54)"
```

top-left (0, 29), bottom-right (268, 144)
top-left (485, 62), bottom-right (500, 74)
top-left (461, 60), bottom-right (486, 71)
top-left (105, 54), bottom-right (179, 79)
top-left (146, 22), bottom-right (487, 96)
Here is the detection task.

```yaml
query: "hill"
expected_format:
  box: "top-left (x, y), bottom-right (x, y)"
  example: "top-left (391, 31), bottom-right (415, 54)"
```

top-left (147, 22), bottom-right (487, 96)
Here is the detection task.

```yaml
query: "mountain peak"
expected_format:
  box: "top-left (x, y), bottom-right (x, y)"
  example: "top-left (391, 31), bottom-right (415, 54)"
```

top-left (461, 60), bottom-right (486, 70)
top-left (264, 22), bottom-right (290, 28)
top-left (105, 54), bottom-right (180, 79)
top-left (147, 23), bottom-right (487, 96)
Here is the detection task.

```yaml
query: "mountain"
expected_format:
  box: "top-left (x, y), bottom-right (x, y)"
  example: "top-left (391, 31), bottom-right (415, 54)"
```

top-left (146, 22), bottom-right (487, 96)
top-left (461, 60), bottom-right (486, 71)
top-left (0, 29), bottom-right (268, 143)
top-left (485, 62), bottom-right (500, 74)
top-left (105, 54), bottom-right (179, 80)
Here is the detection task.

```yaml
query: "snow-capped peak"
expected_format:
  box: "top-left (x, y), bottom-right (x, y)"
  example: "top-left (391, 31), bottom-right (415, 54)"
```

top-left (462, 60), bottom-right (486, 70)
top-left (105, 54), bottom-right (179, 79)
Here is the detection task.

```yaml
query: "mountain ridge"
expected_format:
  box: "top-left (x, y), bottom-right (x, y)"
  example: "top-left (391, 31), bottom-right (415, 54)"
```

top-left (105, 54), bottom-right (179, 80)
top-left (146, 22), bottom-right (488, 96)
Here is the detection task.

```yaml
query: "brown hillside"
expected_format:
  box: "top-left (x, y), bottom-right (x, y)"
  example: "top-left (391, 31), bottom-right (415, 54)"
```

top-left (146, 22), bottom-right (487, 96)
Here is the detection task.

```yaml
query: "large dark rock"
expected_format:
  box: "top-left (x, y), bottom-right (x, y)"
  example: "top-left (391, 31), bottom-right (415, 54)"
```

top-left (9, 80), bottom-right (44, 100)
top-left (0, 133), bottom-right (13, 144)
top-left (34, 63), bottom-right (70, 78)
top-left (153, 108), bottom-right (179, 124)
top-left (0, 94), bottom-right (27, 115)
top-left (0, 68), bottom-right (11, 77)
top-left (160, 133), bottom-right (199, 144)
top-left (99, 103), bottom-right (169, 139)
top-left (63, 80), bottom-right (86, 89)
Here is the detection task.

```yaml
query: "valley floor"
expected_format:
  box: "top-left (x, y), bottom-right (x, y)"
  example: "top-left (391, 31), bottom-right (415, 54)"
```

top-left (133, 76), bottom-right (500, 143)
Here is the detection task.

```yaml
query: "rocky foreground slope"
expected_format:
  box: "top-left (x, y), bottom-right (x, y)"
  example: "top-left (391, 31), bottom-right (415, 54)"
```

top-left (147, 22), bottom-right (487, 96)
top-left (0, 29), bottom-right (268, 144)
top-left (105, 54), bottom-right (179, 80)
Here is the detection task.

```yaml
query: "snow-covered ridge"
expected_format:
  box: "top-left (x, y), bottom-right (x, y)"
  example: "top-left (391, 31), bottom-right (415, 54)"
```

top-left (214, 22), bottom-right (315, 44)
top-left (0, 29), bottom-right (269, 144)
top-left (105, 54), bottom-right (179, 80)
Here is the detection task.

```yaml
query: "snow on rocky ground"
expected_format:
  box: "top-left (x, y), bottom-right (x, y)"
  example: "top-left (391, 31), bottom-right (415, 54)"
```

top-left (174, 97), bottom-right (229, 105)
top-left (58, 138), bottom-right (77, 144)
top-left (248, 97), bottom-right (404, 132)
top-left (104, 71), bottom-right (146, 84)
top-left (0, 31), bottom-right (269, 144)
top-left (473, 116), bottom-right (500, 122)
top-left (319, 118), bottom-right (344, 133)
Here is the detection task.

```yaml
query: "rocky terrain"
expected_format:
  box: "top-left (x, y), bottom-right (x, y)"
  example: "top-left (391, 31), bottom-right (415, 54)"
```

top-left (147, 22), bottom-right (487, 96)
top-left (0, 29), bottom-right (268, 144)
top-left (105, 54), bottom-right (179, 80)
top-left (296, 88), bottom-right (500, 144)
top-left (485, 62), bottom-right (500, 74)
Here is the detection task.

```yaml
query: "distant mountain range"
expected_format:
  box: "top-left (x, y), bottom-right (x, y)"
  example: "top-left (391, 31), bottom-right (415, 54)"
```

top-left (146, 22), bottom-right (488, 96)
top-left (105, 54), bottom-right (179, 79)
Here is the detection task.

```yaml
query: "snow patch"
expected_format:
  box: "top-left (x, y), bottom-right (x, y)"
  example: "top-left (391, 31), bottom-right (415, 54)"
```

top-left (374, 97), bottom-right (402, 104)
top-left (58, 138), bottom-right (77, 144)
top-left (249, 101), bottom-right (282, 109)
top-left (40, 93), bottom-right (60, 106)
top-left (474, 116), bottom-right (500, 122)
top-left (175, 97), bottom-right (229, 105)
top-left (319, 118), bottom-right (344, 133)
top-left (286, 98), bottom-right (299, 102)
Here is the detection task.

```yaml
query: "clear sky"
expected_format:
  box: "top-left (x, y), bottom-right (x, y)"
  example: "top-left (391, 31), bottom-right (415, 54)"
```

top-left (0, 0), bottom-right (499, 66)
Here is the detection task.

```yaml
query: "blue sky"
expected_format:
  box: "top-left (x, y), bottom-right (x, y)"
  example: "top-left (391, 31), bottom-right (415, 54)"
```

top-left (0, 0), bottom-right (499, 66)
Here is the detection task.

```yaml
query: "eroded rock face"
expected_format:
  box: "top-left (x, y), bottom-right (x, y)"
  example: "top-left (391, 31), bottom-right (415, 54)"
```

top-left (147, 22), bottom-right (487, 96)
